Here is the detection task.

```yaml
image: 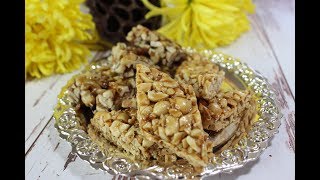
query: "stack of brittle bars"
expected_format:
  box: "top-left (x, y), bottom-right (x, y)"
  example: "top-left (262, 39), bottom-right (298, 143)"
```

top-left (67, 25), bottom-right (257, 169)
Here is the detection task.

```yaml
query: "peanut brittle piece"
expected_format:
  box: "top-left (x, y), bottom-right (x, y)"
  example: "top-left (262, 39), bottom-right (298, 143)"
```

top-left (107, 43), bottom-right (158, 78)
top-left (87, 123), bottom-right (131, 158)
top-left (211, 100), bottom-right (257, 152)
top-left (70, 64), bottom-right (137, 111)
top-left (95, 75), bottom-right (137, 111)
top-left (126, 25), bottom-right (187, 67)
top-left (198, 90), bottom-right (257, 132)
top-left (136, 64), bottom-right (213, 168)
top-left (90, 109), bottom-right (177, 163)
top-left (71, 66), bottom-right (116, 108)
top-left (175, 53), bottom-right (225, 100)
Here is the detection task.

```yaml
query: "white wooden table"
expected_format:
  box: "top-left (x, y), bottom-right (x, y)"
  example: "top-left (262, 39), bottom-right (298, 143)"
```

top-left (25, 0), bottom-right (295, 179)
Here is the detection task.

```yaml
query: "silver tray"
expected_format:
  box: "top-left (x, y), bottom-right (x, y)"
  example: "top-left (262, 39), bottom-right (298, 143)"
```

top-left (54, 48), bottom-right (282, 179)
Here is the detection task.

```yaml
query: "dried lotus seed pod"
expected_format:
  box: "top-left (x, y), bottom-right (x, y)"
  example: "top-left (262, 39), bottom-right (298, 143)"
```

top-left (86, 0), bottom-right (161, 44)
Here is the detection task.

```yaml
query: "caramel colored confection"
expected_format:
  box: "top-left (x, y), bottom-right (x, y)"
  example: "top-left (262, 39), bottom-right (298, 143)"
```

top-left (66, 25), bottom-right (258, 170)
top-left (107, 42), bottom-right (159, 77)
top-left (126, 25), bottom-right (187, 67)
top-left (71, 42), bottom-right (155, 111)
top-left (71, 66), bottom-right (136, 111)
top-left (90, 109), bottom-right (177, 163)
top-left (175, 53), bottom-right (225, 100)
top-left (136, 64), bottom-right (213, 167)
top-left (71, 66), bottom-right (116, 108)
top-left (198, 90), bottom-right (257, 132)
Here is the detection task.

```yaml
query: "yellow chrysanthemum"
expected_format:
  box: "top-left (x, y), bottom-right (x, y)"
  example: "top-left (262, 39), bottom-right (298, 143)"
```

top-left (142, 0), bottom-right (255, 49)
top-left (26, 0), bottom-right (96, 78)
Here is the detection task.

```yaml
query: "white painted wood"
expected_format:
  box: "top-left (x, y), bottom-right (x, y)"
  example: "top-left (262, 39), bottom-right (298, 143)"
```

top-left (253, 0), bottom-right (295, 96)
top-left (25, 119), bottom-right (114, 180)
top-left (25, 71), bottom-right (79, 153)
top-left (25, 1), bottom-right (295, 179)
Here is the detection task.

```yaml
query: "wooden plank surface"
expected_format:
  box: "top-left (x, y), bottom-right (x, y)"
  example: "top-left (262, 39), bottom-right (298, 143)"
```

top-left (25, 0), bottom-right (295, 179)
top-left (25, 72), bottom-right (80, 153)
top-left (25, 118), bottom-right (114, 180)
top-left (253, 0), bottom-right (295, 96)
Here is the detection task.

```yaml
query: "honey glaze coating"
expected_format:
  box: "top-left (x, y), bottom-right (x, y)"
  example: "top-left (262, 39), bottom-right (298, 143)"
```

top-left (65, 25), bottom-right (257, 169)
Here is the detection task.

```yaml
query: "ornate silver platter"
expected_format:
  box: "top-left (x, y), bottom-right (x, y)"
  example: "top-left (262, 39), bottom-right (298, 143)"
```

top-left (54, 48), bottom-right (282, 179)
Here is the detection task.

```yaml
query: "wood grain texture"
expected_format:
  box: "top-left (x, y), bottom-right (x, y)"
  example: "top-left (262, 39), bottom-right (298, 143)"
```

top-left (25, 119), bottom-right (114, 180)
top-left (25, 0), bottom-right (295, 179)
top-left (253, 0), bottom-right (295, 96)
top-left (25, 71), bottom-right (80, 153)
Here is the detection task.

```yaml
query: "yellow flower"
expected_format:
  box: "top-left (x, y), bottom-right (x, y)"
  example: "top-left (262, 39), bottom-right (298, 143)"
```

top-left (142, 0), bottom-right (255, 49)
top-left (26, 0), bottom-right (96, 78)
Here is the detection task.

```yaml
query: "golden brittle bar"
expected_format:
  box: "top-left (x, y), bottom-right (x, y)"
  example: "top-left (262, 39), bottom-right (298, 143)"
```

top-left (175, 52), bottom-right (225, 100)
top-left (126, 25), bottom-right (187, 67)
top-left (136, 64), bottom-right (213, 168)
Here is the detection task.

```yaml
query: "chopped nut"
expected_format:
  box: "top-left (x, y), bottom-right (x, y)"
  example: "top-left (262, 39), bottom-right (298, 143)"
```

top-left (137, 83), bottom-right (152, 92)
top-left (121, 98), bottom-right (137, 109)
top-left (182, 138), bottom-right (189, 149)
top-left (174, 88), bottom-right (185, 97)
top-left (140, 106), bottom-right (153, 117)
top-left (190, 129), bottom-right (203, 138)
top-left (143, 122), bottom-right (152, 131)
top-left (179, 114), bottom-right (193, 130)
top-left (139, 73), bottom-right (153, 83)
top-left (147, 91), bottom-right (169, 102)
top-left (142, 139), bottom-right (154, 148)
top-left (96, 90), bottom-right (114, 110)
top-left (208, 103), bottom-right (223, 115)
top-left (174, 97), bottom-right (192, 114)
top-left (171, 132), bottom-right (187, 145)
top-left (169, 109), bottom-right (183, 118)
top-left (186, 136), bottom-right (201, 153)
top-left (116, 112), bottom-right (129, 122)
top-left (110, 120), bottom-right (128, 138)
top-left (165, 116), bottom-right (179, 136)
top-left (162, 81), bottom-right (179, 88)
top-left (158, 126), bottom-right (169, 141)
top-left (219, 98), bottom-right (228, 108)
top-left (152, 82), bottom-right (166, 92)
top-left (137, 92), bottom-right (150, 106)
top-left (166, 88), bottom-right (175, 95)
top-left (153, 101), bottom-right (170, 116)
top-left (80, 90), bottom-right (96, 107)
